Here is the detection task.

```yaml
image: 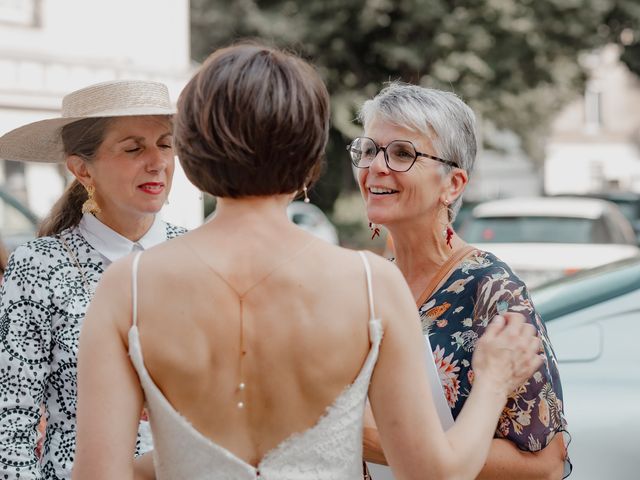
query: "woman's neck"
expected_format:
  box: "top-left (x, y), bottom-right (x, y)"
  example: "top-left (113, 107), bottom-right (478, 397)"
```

top-left (388, 218), bottom-right (467, 295)
top-left (94, 210), bottom-right (155, 242)
top-left (209, 194), bottom-right (293, 231)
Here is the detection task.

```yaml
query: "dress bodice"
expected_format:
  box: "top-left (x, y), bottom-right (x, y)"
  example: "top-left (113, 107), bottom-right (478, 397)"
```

top-left (128, 251), bottom-right (383, 480)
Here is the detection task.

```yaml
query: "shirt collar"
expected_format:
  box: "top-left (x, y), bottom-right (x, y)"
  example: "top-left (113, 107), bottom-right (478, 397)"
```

top-left (78, 213), bottom-right (167, 262)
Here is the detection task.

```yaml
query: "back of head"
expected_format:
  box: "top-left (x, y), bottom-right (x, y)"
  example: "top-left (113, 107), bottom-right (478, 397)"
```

top-left (175, 42), bottom-right (330, 198)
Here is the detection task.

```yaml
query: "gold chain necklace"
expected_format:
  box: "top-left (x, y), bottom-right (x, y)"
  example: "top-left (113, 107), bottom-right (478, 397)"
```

top-left (59, 235), bottom-right (95, 299)
top-left (182, 237), bottom-right (316, 409)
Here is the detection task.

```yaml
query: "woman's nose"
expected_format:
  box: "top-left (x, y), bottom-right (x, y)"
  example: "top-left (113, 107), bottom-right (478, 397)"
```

top-left (368, 149), bottom-right (389, 175)
top-left (146, 147), bottom-right (171, 172)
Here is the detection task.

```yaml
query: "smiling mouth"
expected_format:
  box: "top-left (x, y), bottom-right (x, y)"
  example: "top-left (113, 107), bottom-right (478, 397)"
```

top-left (138, 182), bottom-right (165, 195)
top-left (369, 186), bottom-right (399, 195)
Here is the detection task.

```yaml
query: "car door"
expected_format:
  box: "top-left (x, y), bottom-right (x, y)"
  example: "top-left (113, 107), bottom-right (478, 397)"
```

top-left (544, 289), bottom-right (640, 479)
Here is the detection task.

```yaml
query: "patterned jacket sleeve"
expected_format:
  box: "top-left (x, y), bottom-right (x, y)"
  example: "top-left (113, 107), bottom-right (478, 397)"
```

top-left (0, 244), bottom-right (53, 479)
top-left (473, 266), bottom-right (568, 452)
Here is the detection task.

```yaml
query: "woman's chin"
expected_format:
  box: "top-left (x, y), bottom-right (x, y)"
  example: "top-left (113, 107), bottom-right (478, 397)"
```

top-left (367, 214), bottom-right (391, 227)
top-left (138, 199), bottom-right (166, 215)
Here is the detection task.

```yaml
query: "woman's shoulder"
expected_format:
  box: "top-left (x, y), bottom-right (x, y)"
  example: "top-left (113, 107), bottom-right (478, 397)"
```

top-left (7, 226), bottom-right (92, 268)
top-left (10, 234), bottom-right (67, 262)
top-left (460, 249), bottom-right (525, 285)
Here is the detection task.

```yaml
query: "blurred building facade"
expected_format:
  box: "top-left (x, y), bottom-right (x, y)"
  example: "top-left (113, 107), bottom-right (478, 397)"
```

top-left (0, 0), bottom-right (202, 232)
top-left (465, 128), bottom-right (542, 202)
top-left (545, 44), bottom-right (640, 195)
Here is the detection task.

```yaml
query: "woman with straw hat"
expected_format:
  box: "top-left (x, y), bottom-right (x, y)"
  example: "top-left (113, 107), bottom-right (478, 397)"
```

top-left (0, 79), bottom-right (186, 479)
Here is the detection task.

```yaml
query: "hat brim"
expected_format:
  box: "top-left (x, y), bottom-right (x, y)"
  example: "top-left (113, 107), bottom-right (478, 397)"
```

top-left (0, 106), bottom-right (175, 163)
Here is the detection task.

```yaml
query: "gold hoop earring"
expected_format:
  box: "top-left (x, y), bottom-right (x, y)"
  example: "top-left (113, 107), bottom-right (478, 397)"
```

top-left (82, 185), bottom-right (101, 215)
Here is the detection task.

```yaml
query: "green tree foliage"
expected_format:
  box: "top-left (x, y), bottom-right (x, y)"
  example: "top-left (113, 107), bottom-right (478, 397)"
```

top-left (190, 0), bottom-right (640, 212)
top-left (605, 0), bottom-right (640, 76)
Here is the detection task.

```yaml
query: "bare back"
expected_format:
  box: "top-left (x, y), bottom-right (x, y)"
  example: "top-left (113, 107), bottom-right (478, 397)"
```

top-left (129, 224), bottom-right (375, 466)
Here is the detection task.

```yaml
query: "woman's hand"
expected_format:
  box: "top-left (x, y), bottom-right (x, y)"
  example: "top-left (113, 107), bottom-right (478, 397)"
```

top-left (471, 313), bottom-right (543, 398)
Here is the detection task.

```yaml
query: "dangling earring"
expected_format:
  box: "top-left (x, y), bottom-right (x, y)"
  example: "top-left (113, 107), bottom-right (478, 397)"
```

top-left (302, 185), bottom-right (310, 204)
top-left (442, 199), bottom-right (454, 249)
top-left (369, 222), bottom-right (381, 240)
top-left (82, 185), bottom-right (101, 215)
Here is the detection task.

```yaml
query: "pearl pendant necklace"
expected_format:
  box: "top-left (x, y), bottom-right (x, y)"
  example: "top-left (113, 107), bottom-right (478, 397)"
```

top-left (237, 382), bottom-right (246, 409)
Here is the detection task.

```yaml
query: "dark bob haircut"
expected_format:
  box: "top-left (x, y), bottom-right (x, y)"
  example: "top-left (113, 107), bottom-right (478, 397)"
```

top-left (175, 42), bottom-right (330, 198)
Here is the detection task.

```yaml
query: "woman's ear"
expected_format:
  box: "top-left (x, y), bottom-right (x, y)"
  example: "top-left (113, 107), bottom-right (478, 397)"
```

top-left (447, 168), bottom-right (468, 202)
top-left (66, 155), bottom-right (93, 188)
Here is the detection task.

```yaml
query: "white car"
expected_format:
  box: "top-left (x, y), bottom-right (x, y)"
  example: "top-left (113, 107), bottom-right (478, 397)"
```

top-left (286, 201), bottom-right (339, 245)
top-left (459, 197), bottom-right (640, 287)
top-left (531, 256), bottom-right (640, 479)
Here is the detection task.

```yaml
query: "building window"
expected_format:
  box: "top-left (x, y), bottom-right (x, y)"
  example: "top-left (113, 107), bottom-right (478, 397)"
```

top-left (0, 0), bottom-right (41, 28)
top-left (584, 87), bottom-right (602, 133)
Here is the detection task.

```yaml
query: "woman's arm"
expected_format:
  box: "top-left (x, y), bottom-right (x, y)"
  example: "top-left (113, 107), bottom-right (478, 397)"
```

top-left (474, 271), bottom-right (570, 478)
top-left (73, 258), bottom-right (143, 480)
top-left (0, 245), bottom-right (53, 479)
top-left (133, 452), bottom-right (156, 480)
top-left (476, 436), bottom-right (566, 480)
top-left (365, 411), bottom-right (565, 480)
top-left (363, 402), bottom-right (386, 464)
top-left (366, 255), bottom-right (541, 480)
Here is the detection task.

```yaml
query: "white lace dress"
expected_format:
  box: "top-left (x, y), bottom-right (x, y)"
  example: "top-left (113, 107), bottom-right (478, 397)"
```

top-left (129, 251), bottom-right (383, 479)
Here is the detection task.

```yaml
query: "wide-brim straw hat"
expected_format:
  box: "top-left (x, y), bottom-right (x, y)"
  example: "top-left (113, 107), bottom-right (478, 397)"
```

top-left (0, 79), bottom-right (175, 163)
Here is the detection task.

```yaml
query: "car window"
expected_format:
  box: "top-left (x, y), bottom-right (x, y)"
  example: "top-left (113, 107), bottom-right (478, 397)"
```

top-left (590, 216), bottom-right (613, 243)
top-left (603, 206), bottom-right (637, 245)
top-left (532, 255), bottom-right (640, 322)
top-left (615, 202), bottom-right (638, 223)
top-left (461, 216), bottom-right (596, 243)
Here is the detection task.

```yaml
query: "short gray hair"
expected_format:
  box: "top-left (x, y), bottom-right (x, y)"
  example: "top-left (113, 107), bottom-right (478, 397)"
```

top-left (358, 82), bottom-right (477, 221)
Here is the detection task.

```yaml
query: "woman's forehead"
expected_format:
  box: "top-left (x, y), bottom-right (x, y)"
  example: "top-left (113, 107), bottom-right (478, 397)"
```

top-left (364, 116), bottom-right (435, 150)
top-left (105, 116), bottom-right (172, 137)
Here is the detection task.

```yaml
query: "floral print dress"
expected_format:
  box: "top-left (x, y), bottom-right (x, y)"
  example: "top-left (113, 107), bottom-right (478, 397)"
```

top-left (420, 250), bottom-right (571, 476)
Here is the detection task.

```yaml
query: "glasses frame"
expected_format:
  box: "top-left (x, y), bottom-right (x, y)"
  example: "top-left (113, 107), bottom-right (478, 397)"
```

top-left (346, 136), bottom-right (460, 172)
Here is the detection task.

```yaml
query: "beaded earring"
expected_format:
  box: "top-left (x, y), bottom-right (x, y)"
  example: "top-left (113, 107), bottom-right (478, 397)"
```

top-left (442, 199), bottom-right (454, 249)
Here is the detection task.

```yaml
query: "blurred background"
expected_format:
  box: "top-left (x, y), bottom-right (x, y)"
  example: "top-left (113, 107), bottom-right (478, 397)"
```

top-left (1, 1), bottom-right (640, 478)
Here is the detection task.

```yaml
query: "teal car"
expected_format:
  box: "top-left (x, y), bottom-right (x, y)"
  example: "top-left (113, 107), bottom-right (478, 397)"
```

top-left (531, 256), bottom-right (640, 480)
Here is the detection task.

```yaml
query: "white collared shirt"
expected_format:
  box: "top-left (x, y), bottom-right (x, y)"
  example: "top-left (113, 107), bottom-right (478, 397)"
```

top-left (78, 213), bottom-right (168, 263)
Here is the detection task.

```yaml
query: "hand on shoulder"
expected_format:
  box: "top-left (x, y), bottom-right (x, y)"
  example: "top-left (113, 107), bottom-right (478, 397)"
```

top-left (472, 313), bottom-right (543, 398)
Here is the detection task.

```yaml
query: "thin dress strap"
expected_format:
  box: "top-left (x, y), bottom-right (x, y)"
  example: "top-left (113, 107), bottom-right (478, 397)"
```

top-left (131, 251), bottom-right (143, 327)
top-left (358, 251), bottom-right (376, 321)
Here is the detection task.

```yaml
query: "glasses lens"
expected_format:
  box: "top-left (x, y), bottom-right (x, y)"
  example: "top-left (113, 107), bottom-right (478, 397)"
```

top-left (349, 137), bottom-right (377, 167)
top-left (387, 141), bottom-right (417, 171)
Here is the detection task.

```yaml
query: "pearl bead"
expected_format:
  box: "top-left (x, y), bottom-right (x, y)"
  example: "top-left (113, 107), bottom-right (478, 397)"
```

top-left (238, 382), bottom-right (246, 390)
top-left (237, 401), bottom-right (245, 409)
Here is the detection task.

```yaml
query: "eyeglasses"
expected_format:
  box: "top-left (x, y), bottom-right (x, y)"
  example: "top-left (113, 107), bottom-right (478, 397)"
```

top-left (346, 136), bottom-right (460, 172)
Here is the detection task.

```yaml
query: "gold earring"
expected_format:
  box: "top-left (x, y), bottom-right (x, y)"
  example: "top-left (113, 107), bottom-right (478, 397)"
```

top-left (82, 185), bottom-right (101, 215)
